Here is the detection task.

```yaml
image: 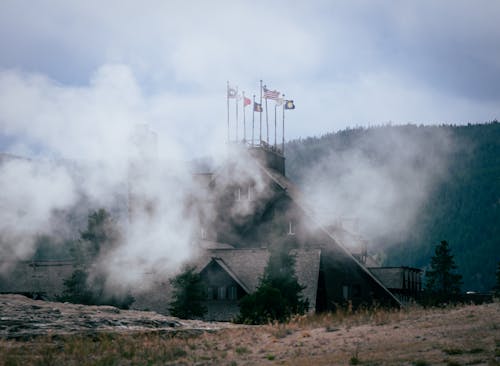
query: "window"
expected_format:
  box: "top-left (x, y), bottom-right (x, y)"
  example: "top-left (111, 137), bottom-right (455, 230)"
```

top-left (235, 188), bottom-right (241, 201)
top-left (200, 227), bottom-right (207, 239)
top-left (228, 286), bottom-right (237, 300)
top-left (218, 286), bottom-right (226, 300)
top-left (247, 186), bottom-right (253, 201)
top-left (207, 287), bottom-right (214, 300)
top-left (342, 285), bottom-right (350, 300)
top-left (288, 220), bottom-right (295, 235)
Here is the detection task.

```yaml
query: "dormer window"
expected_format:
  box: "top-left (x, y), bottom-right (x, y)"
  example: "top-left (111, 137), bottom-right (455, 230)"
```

top-left (288, 220), bottom-right (295, 235)
top-left (200, 227), bottom-right (207, 240)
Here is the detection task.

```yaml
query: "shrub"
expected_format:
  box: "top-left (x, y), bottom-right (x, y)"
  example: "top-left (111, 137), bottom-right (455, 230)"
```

top-left (237, 248), bottom-right (308, 324)
top-left (168, 265), bottom-right (207, 319)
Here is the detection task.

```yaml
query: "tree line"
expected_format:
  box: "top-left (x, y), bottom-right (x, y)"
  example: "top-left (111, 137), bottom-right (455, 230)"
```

top-left (286, 122), bottom-right (500, 293)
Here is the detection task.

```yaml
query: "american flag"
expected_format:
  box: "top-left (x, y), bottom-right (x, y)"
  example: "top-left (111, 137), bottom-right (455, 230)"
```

top-left (263, 86), bottom-right (280, 100)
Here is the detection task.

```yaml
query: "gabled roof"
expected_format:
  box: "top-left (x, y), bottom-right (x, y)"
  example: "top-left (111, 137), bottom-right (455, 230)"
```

top-left (292, 248), bottom-right (321, 309)
top-left (201, 145), bottom-right (402, 307)
top-left (189, 248), bottom-right (266, 292)
top-left (196, 248), bottom-right (321, 307)
top-left (211, 257), bottom-right (251, 293)
top-left (253, 158), bottom-right (403, 307)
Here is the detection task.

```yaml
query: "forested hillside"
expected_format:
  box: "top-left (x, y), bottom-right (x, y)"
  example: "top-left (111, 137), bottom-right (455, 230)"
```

top-left (286, 122), bottom-right (500, 292)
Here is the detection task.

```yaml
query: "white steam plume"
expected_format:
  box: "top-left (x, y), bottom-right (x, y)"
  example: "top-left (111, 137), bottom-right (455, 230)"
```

top-left (0, 64), bottom-right (271, 296)
top-left (298, 126), bottom-right (454, 250)
top-left (0, 157), bottom-right (77, 271)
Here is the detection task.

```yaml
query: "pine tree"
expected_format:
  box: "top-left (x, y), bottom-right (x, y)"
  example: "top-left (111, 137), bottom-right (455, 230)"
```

top-left (237, 249), bottom-right (309, 324)
top-left (71, 209), bottom-right (119, 265)
top-left (425, 240), bottom-right (463, 303)
top-left (168, 266), bottom-right (207, 319)
top-left (61, 209), bottom-right (134, 309)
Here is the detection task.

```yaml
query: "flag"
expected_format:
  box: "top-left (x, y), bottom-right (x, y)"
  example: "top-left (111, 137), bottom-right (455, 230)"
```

top-left (284, 100), bottom-right (295, 110)
top-left (263, 86), bottom-right (280, 100)
top-left (227, 87), bottom-right (237, 98)
top-left (254, 102), bottom-right (263, 112)
top-left (243, 96), bottom-right (251, 107)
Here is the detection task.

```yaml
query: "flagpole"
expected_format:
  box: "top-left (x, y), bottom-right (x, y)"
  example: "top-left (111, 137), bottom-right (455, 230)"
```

top-left (227, 81), bottom-right (230, 143)
top-left (242, 91), bottom-right (246, 142)
top-left (265, 93), bottom-right (269, 145)
top-left (282, 94), bottom-right (285, 155)
top-left (274, 103), bottom-right (277, 150)
top-left (252, 94), bottom-right (255, 147)
top-left (235, 86), bottom-right (239, 142)
top-left (259, 80), bottom-right (263, 145)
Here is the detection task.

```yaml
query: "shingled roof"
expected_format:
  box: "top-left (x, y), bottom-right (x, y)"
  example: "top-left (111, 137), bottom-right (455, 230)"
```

top-left (195, 247), bottom-right (321, 308)
top-left (252, 154), bottom-right (403, 307)
top-left (199, 145), bottom-right (402, 307)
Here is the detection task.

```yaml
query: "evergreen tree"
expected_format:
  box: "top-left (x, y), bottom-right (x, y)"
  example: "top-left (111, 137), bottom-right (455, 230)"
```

top-left (425, 240), bottom-right (463, 303)
top-left (61, 209), bottom-right (134, 309)
top-left (60, 269), bottom-right (94, 305)
top-left (168, 266), bottom-right (207, 319)
top-left (71, 209), bottom-right (119, 265)
top-left (237, 249), bottom-right (309, 324)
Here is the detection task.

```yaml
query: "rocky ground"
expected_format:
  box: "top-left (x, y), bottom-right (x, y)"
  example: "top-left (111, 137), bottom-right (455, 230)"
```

top-left (0, 294), bottom-right (499, 365)
top-left (0, 294), bottom-right (235, 339)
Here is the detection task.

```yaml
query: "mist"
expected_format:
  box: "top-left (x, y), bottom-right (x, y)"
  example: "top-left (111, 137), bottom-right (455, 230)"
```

top-left (0, 61), bottom-right (458, 298)
top-left (295, 126), bottom-right (455, 252)
top-left (0, 64), bottom-right (273, 296)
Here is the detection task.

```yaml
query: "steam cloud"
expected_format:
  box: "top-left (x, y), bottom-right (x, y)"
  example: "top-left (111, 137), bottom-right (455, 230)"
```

top-left (0, 64), bottom-right (271, 294)
top-left (297, 126), bottom-right (454, 252)
top-left (0, 64), bottom-right (455, 296)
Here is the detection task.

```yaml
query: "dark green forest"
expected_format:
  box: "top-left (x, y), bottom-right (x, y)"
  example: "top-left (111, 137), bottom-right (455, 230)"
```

top-left (286, 122), bottom-right (500, 293)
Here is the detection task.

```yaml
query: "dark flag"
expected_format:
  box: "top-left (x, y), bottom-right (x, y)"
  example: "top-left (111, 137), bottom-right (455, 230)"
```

top-left (254, 102), bottom-right (263, 112)
top-left (284, 100), bottom-right (295, 110)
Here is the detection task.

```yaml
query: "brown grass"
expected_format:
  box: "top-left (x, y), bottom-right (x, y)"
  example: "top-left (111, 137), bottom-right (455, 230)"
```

top-left (1, 302), bottom-right (499, 365)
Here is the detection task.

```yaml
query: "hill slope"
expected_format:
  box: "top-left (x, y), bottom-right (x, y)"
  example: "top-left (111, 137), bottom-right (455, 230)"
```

top-left (286, 122), bottom-right (500, 292)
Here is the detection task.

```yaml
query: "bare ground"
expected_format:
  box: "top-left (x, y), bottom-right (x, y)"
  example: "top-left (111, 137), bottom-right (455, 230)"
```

top-left (0, 294), bottom-right (499, 365)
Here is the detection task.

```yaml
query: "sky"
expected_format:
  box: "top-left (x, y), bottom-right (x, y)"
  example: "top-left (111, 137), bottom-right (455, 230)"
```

top-left (0, 0), bottom-right (499, 159)
top-left (1, 0), bottom-right (498, 289)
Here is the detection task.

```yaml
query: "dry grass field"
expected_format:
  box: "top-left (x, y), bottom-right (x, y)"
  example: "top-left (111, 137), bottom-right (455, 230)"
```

top-left (1, 296), bottom-right (499, 365)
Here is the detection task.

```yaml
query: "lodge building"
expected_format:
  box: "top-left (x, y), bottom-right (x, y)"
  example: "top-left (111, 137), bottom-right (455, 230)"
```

top-left (0, 143), bottom-right (422, 320)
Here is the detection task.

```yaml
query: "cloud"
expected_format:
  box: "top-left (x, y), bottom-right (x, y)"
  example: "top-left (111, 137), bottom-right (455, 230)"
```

top-left (0, 65), bottom-right (141, 160)
top-left (1, 1), bottom-right (499, 145)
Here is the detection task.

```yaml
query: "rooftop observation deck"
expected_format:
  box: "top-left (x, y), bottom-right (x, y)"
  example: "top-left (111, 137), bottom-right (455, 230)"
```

top-left (229, 139), bottom-right (286, 176)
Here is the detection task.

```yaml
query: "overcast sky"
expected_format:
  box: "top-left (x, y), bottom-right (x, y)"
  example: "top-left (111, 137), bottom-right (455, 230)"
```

top-left (0, 0), bottom-right (499, 158)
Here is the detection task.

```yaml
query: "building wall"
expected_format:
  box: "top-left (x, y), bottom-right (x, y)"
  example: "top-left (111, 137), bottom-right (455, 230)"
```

top-left (199, 261), bottom-right (246, 321)
top-left (318, 248), bottom-right (400, 310)
top-left (368, 267), bottom-right (422, 303)
top-left (0, 261), bottom-right (73, 299)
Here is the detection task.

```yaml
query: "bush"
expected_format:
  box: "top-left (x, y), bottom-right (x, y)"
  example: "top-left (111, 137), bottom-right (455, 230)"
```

top-left (168, 265), bottom-right (207, 319)
top-left (60, 268), bottom-right (134, 309)
top-left (237, 249), bottom-right (308, 324)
